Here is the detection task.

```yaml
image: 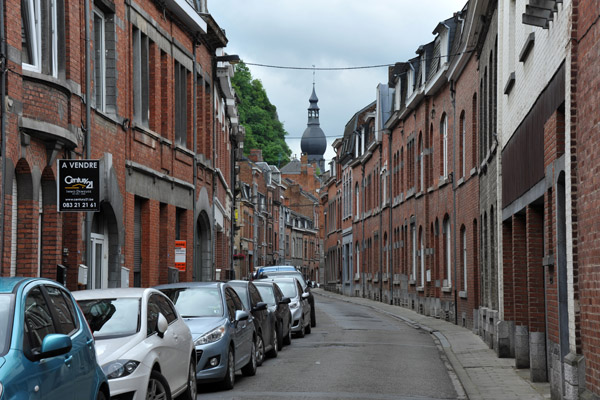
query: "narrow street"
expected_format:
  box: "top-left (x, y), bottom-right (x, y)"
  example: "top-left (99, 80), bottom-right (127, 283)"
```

top-left (197, 292), bottom-right (460, 400)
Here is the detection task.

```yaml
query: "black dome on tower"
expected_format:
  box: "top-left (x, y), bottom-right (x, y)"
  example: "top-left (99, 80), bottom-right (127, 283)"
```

top-left (300, 85), bottom-right (327, 170)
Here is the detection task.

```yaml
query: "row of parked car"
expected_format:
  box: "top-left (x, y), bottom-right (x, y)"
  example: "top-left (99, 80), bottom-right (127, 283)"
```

top-left (0, 266), bottom-right (315, 399)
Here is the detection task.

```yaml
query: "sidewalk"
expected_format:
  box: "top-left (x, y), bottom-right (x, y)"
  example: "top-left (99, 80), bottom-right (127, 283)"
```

top-left (313, 288), bottom-right (551, 400)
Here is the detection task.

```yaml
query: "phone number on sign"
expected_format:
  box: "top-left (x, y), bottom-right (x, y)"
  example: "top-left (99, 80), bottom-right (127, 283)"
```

top-left (62, 202), bottom-right (97, 209)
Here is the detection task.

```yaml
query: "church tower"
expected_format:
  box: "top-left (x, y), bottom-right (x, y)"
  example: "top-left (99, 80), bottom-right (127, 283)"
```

top-left (300, 84), bottom-right (327, 172)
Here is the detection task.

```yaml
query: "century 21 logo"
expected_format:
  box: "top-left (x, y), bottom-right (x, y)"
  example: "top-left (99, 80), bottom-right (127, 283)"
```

top-left (64, 176), bottom-right (94, 190)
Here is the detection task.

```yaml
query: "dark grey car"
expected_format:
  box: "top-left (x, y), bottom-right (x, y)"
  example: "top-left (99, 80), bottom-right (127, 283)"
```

top-left (254, 280), bottom-right (292, 349)
top-left (228, 280), bottom-right (277, 365)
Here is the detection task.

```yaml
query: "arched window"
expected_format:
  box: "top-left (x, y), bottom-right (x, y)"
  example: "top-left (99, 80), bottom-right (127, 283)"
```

top-left (461, 225), bottom-right (467, 292)
top-left (355, 182), bottom-right (360, 218)
top-left (418, 132), bottom-right (424, 192)
top-left (443, 216), bottom-right (451, 287)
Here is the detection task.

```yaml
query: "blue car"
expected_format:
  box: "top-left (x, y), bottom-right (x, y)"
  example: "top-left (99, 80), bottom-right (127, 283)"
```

top-left (156, 282), bottom-right (257, 390)
top-left (0, 277), bottom-right (109, 400)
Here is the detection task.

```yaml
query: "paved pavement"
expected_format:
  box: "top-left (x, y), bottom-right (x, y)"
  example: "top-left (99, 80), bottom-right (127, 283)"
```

top-left (313, 288), bottom-right (551, 400)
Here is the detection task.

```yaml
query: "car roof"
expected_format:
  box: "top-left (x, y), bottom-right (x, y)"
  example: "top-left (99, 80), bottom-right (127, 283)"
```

top-left (228, 280), bottom-right (252, 286)
top-left (72, 287), bottom-right (158, 300)
top-left (154, 281), bottom-right (223, 290)
top-left (258, 277), bottom-right (297, 283)
top-left (257, 265), bottom-right (297, 272)
top-left (0, 277), bottom-right (61, 294)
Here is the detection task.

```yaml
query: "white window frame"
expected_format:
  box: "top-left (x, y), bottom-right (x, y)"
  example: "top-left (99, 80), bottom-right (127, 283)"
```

top-left (93, 8), bottom-right (106, 111)
top-left (411, 224), bottom-right (416, 282)
top-left (442, 115), bottom-right (448, 178)
top-left (462, 228), bottom-right (467, 292)
top-left (22, 0), bottom-right (59, 75)
top-left (445, 219), bottom-right (452, 287)
top-left (461, 113), bottom-right (466, 178)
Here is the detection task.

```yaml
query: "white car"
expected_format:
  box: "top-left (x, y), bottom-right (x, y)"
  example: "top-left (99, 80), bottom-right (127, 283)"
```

top-left (74, 288), bottom-right (196, 400)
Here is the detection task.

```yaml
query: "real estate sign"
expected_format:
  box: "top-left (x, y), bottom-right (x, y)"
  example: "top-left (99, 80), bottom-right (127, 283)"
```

top-left (57, 159), bottom-right (100, 212)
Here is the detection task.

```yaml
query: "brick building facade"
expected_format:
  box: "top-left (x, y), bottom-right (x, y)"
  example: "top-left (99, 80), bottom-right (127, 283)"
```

top-left (1, 0), bottom-right (242, 288)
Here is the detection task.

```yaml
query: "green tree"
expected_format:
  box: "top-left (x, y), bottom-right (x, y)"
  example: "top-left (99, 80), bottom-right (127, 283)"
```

top-left (232, 62), bottom-right (291, 166)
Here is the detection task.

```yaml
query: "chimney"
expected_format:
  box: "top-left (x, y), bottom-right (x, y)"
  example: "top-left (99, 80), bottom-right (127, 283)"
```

top-left (249, 149), bottom-right (263, 162)
top-left (301, 153), bottom-right (308, 164)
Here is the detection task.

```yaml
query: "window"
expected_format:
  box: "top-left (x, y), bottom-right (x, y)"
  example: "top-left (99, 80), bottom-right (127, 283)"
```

top-left (24, 286), bottom-right (55, 354)
top-left (444, 217), bottom-right (451, 287)
top-left (441, 114), bottom-right (448, 178)
top-left (132, 27), bottom-right (149, 127)
top-left (462, 226), bottom-right (467, 292)
top-left (93, 8), bottom-right (115, 113)
top-left (175, 61), bottom-right (189, 147)
top-left (45, 286), bottom-right (77, 335)
top-left (22, 0), bottom-right (58, 76)
top-left (411, 224), bottom-right (416, 282)
top-left (460, 111), bottom-right (466, 178)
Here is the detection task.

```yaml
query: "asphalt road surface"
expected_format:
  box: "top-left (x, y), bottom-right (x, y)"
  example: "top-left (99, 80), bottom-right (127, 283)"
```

top-left (196, 291), bottom-right (459, 400)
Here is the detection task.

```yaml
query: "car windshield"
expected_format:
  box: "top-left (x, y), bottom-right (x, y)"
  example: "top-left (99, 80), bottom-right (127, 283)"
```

top-left (160, 287), bottom-right (223, 318)
top-left (273, 281), bottom-right (297, 299)
top-left (0, 294), bottom-right (12, 356)
top-left (78, 298), bottom-right (140, 338)
top-left (230, 285), bottom-right (249, 309)
top-left (255, 285), bottom-right (275, 306)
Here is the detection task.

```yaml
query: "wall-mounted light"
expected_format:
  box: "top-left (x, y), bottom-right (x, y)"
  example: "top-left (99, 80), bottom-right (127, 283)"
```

top-left (121, 118), bottom-right (130, 131)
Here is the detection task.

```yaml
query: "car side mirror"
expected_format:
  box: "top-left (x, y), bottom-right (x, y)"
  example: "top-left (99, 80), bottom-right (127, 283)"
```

top-left (157, 313), bottom-right (168, 338)
top-left (279, 297), bottom-right (291, 305)
top-left (301, 292), bottom-right (310, 299)
top-left (35, 334), bottom-right (72, 361)
top-left (252, 302), bottom-right (268, 312)
top-left (235, 310), bottom-right (249, 322)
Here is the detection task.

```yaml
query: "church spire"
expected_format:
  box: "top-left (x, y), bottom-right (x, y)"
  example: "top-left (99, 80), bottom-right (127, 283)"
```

top-left (301, 79), bottom-right (327, 172)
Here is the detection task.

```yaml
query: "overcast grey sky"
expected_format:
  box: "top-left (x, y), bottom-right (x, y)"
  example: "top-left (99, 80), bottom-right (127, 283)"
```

top-left (208, 0), bottom-right (467, 168)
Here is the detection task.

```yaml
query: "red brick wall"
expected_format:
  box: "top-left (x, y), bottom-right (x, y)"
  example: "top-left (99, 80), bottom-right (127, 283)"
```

top-left (574, 0), bottom-right (600, 393)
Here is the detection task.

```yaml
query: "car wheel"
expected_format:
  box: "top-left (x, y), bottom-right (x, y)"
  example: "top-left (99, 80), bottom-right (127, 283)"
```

top-left (241, 340), bottom-right (257, 376)
top-left (267, 326), bottom-right (278, 358)
top-left (296, 317), bottom-right (305, 338)
top-left (276, 323), bottom-right (284, 350)
top-left (147, 370), bottom-right (171, 400)
top-left (256, 334), bottom-right (265, 366)
top-left (96, 389), bottom-right (107, 400)
top-left (283, 321), bottom-right (292, 345)
top-left (221, 348), bottom-right (235, 390)
top-left (311, 306), bottom-right (316, 328)
top-left (181, 357), bottom-right (197, 400)
top-left (306, 321), bottom-right (311, 334)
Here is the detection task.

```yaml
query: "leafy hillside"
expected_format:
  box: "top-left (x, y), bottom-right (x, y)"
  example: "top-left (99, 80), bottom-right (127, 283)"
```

top-left (232, 62), bottom-right (291, 166)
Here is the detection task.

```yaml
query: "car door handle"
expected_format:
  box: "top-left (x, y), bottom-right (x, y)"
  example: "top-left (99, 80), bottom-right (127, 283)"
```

top-left (64, 355), bottom-right (73, 366)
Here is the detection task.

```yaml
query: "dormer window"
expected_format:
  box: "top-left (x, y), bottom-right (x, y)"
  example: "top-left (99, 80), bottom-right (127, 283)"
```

top-left (395, 78), bottom-right (402, 111)
top-left (439, 29), bottom-right (449, 65)
top-left (407, 69), bottom-right (414, 97)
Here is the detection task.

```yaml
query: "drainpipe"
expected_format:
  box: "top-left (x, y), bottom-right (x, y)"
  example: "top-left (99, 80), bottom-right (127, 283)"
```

top-left (211, 58), bottom-right (217, 281)
top-left (388, 128), bottom-right (393, 304)
top-left (361, 162), bottom-right (366, 297)
top-left (0, 0), bottom-right (6, 268)
top-left (379, 141), bottom-right (383, 302)
top-left (192, 43), bottom-right (198, 281)
top-left (451, 80), bottom-right (458, 325)
top-left (85, 0), bottom-right (92, 287)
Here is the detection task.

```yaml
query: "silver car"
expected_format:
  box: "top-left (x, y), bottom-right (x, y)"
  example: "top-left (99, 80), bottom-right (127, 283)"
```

top-left (260, 277), bottom-right (311, 338)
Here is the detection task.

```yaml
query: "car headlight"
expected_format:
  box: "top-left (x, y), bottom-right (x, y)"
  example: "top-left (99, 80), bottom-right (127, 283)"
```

top-left (102, 360), bottom-right (140, 380)
top-left (289, 302), bottom-right (299, 309)
top-left (195, 324), bottom-right (226, 346)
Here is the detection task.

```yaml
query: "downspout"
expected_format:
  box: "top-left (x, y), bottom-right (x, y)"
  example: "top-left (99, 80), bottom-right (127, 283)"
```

top-left (85, 0), bottom-right (92, 287)
top-left (230, 124), bottom-right (235, 278)
top-left (361, 162), bottom-right (366, 297)
top-left (379, 141), bottom-right (383, 302)
top-left (451, 80), bottom-right (458, 325)
top-left (388, 128), bottom-right (393, 304)
top-left (192, 43), bottom-right (198, 281)
top-left (0, 0), bottom-right (6, 267)
top-left (211, 58), bottom-right (217, 280)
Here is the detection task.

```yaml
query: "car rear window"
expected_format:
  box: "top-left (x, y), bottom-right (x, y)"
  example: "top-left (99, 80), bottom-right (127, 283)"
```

top-left (255, 285), bottom-right (275, 306)
top-left (78, 298), bottom-right (140, 338)
top-left (273, 281), bottom-right (297, 299)
top-left (160, 287), bottom-right (223, 318)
